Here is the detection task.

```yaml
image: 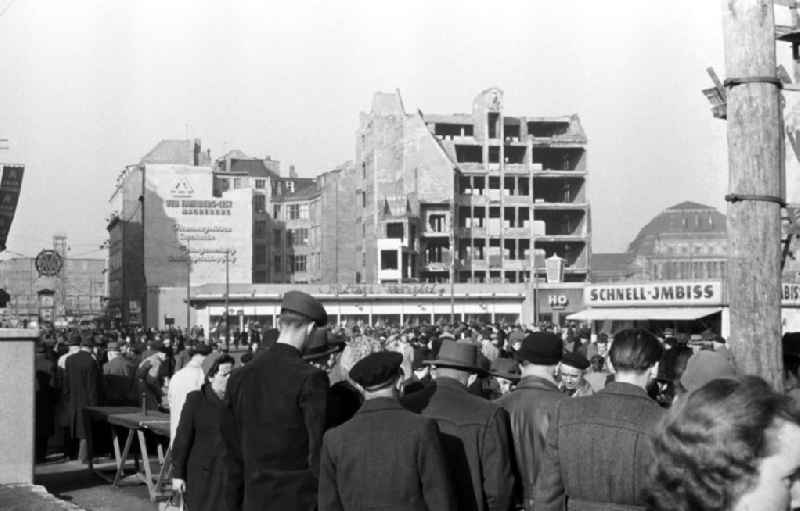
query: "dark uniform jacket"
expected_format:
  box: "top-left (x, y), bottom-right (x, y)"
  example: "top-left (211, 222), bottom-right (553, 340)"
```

top-left (64, 350), bottom-right (101, 439)
top-left (102, 355), bottom-right (136, 405)
top-left (319, 397), bottom-right (456, 511)
top-left (421, 377), bottom-right (516, 511)
top-left (172, 384), bottom-right (228, 511)
top-left (534, 382), bottom-right (665, 511)
top-left (222, 343), bottom-right (329, 511)
top-left (497, 375), bottom-right (568, 510)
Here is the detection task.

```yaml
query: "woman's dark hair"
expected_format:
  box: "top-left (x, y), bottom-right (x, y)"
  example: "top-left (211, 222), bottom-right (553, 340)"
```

top-left (206, 354), bottom-right (235, 379)
top-left (609, 328), bottom-right (663, 372)
top-left (647, 375), bottom-right (800, 511)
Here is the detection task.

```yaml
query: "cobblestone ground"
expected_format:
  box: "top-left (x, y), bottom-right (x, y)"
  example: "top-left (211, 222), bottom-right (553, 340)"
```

top-left (32, 458), bottom-right (156, 511)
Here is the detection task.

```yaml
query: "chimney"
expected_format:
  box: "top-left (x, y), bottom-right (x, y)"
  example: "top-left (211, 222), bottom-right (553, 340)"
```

top-left (193, 138), bottom-right (201, 166)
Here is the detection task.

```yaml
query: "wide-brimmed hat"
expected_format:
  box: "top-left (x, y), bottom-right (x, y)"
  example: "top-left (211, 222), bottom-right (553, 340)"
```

top-left (423, 340), bottom-right (486, 374)
top-left (302, 328), bottom-right (346, 361)
top-left (490, 357), bottom-right (520, 382)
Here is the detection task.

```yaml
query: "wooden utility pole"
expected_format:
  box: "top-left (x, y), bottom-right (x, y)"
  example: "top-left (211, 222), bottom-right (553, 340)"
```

top-left (722, 0), bottom-right (784, 389)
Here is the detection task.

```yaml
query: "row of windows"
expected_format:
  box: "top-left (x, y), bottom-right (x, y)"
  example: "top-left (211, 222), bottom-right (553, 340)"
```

top-left (272, 203), bottom-right (310, 220)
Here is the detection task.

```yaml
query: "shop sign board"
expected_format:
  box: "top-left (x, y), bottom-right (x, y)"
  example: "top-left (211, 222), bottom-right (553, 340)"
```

top-left (584, 281), bottom-right (721, 307)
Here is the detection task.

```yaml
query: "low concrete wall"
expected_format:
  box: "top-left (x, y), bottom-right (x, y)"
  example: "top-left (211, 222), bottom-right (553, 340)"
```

top-left (0, 329), bottom-right (38, 484)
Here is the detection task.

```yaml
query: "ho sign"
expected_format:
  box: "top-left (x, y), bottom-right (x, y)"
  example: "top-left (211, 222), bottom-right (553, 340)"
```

top-left (548, 295), bottom-right (569, 310)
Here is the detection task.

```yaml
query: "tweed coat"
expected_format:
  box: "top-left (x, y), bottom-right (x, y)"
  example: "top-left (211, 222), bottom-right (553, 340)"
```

top-left (319, 397), bottom-right (456, 511)
top-left (421, 377), bottom-right (516, 511)
top-left (172, 384), bottom-right (228, 511)
top-left (533, 382), bottom-right (665, 511)
top-left (63, 350), bottom-right (101, 439)
top-left (221, 342), bottom-right (329, 511)
top-left (497, 375), bottom-right (568, 510)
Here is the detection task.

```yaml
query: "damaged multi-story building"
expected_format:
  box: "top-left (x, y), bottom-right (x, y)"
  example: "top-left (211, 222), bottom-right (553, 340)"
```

top-left (352, 87), bottom-right (590, 286)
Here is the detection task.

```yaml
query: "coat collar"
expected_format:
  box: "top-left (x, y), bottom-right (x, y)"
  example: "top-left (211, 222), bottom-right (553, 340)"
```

top-left (435, 377), bottom-right (468, 392)
top-left (357, 396), bottom-right (403, 414)
top-left (514, 375), bottom-right (560, 393)
top-left (272, 342), bottom-right (301, 358)
top-left (600, 381), bottom-right (651, 400)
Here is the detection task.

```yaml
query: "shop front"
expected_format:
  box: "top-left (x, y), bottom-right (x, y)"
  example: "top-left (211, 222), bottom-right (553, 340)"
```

top-left (567, 280), bottom-right (800, 337)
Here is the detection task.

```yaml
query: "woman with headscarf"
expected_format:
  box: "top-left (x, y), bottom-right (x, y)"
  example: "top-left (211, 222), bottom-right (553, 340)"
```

top-left (171, 354), bottom-right (234, 511)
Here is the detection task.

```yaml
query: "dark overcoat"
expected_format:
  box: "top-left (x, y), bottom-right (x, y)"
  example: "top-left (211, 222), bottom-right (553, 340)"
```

top-left (497, 375), bottom-right (568, 510)
top-left (319, 397), bottom-right (456, 511)
top-left (421, 377), bottom-right (516, 511)
top-left (64, 350), bottom-right (101, 439)
top-left (533, 382), bottom-right (665, 511)
top-left (222, 343), bottom-right (329, 511)
top-left (102, 356), bottom-right (136, 405)
top-left (172, 384), bottom-right (228, 511)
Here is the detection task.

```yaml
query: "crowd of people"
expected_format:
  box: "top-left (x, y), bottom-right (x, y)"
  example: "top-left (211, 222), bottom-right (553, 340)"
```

top-left (32, 290), bottom-right (800, 511)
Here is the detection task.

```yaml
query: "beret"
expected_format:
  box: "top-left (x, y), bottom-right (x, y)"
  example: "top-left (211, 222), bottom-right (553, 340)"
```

top-left (281, 290), bottom-right (327, 327)
top-left (349, 351), bottom-right (403, 390)
top-left (561, 351), bottom-right (590, 370)
top-left (516, 333), bottom-right (562, 365)
top-left (680, 350), bottom-right (737, 394)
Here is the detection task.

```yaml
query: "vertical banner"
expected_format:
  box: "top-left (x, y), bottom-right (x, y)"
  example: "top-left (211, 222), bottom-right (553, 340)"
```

top-left (0, 165), bottom-right (24, 250)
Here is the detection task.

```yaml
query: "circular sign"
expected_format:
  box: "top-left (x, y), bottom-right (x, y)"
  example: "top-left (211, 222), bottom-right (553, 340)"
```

top-left (35, 250), bottom-right (63, 277)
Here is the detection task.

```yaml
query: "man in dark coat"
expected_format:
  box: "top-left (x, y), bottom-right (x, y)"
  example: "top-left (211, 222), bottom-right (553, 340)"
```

top-left (102, 342), bottom-right (136, 405)
top-left (319, 351), bottom-right (455, 511)
top-left (35, 342), bottom-right (57, 462)
top-left (64, 338), bottom-right (101, 463)
top-left (222, 291), bottom-right (329, 511)
top-left (534, 329), bottom-right (665, 511)
top-left (420, 340), bottom-right (516, 511)
top-left (497, 332), bottom-right (567, 511)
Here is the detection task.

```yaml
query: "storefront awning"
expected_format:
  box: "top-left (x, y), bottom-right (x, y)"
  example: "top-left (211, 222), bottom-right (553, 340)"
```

top-left (566, 307), bottom-right (721, 322)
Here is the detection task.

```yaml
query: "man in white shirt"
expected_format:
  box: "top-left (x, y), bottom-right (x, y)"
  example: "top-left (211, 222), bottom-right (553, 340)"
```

top-left (167, 344), bottom-right (212, 442)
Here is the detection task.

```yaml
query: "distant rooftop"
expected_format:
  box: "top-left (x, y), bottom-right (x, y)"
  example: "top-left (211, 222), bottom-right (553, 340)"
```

top-left (140, 139), bottom-right (211, 166)
top-left (628, 202), bottom-right (726, 255)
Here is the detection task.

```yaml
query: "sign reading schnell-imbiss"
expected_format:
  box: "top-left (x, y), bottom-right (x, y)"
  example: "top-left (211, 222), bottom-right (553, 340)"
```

top-left (585, 281), bottom-right (721, 307)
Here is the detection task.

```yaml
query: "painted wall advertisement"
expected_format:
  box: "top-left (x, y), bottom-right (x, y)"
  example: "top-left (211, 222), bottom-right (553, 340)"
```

top-left (143, 164), bottom-right (252, 287)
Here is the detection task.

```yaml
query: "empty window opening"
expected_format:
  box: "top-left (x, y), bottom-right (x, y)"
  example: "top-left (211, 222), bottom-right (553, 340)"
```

top-left (504, 123), bottom-right (520, 139)
top-left (488, 113), bottom-right (500, 139)
top-left (386, 222), bottom-right (404, 239)
top-left (489, 146), bottom-right (500, 163)
top-left (428, 214), bottom-right (446, 232)
top-left (528, 121), bottom-right (570, 138)
top-left (456, 145), bottom-right (482, 163)
top-left (435, 123), bottom-right (474, 137)
top-left (505, 146), bottom-right (526, 164)
top-left (381, 250), bottom-right (399, 270)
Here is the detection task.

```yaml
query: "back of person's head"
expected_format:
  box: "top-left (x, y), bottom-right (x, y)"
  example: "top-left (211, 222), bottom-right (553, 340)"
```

top-left (278, 310), bottom-right (313, 331)
top-left (657, 345), bottom-right (694, 383)
top-left (610, 328), bottom-right (663, 373)
top-left (648, 375), bottom-right (800, 511)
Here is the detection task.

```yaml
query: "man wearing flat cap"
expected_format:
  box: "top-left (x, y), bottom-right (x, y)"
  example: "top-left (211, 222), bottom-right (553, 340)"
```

top-left (222, 290), bottom-right (329, 511)
top-left (419, 340), bottom-right (516, 511)
top-left (319, 351), bottom-right (455, 511)
top-left (497, 332), bottom-right (568, 511)
top-left (558, 351), bottom-right (594, 398)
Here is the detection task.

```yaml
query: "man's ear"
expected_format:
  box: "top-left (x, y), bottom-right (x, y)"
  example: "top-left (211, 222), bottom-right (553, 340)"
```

top-left (467, 373), bottom-right (478, 388)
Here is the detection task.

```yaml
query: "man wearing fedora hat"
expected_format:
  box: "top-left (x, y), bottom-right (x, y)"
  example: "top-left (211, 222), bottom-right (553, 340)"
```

top-left (222, 290), bottom-right (329, 511)
top-left (497, 332), bottom-right (568, 511)
top-left (64, 337), bottom-right (102, 462)
top-left (420, 340), bottom-right (516, 511)
top-left (319, 351), bottom-right (455, 511)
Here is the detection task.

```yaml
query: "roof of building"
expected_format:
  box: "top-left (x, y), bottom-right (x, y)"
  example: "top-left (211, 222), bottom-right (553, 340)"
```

top-left (228, 159), bottom-right (279, 179)
top-left (216, 149), bottom-right (251, 161)
top-left (140, 139), bottom-right (209, 165)
top-left (628, 202), bottom-right (726, 255)
top-left (272, 178), bottom-right (320, 202)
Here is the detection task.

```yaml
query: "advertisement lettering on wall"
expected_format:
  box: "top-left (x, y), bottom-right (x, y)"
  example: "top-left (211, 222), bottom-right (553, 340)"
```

top-left (143, 164), bottom-right (252, 287)
top-left (584, 281), bottom-right (721, 307)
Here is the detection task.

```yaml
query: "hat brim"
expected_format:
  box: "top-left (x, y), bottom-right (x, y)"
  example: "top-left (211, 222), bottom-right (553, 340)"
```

top-left (302, 344), bottom-right (345, 361)
top-left (490, 370), bottom-right (521, 382)
top-left (423, 359), bottom-right (487, 375)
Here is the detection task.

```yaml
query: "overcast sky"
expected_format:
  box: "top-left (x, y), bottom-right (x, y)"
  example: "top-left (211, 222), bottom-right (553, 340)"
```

top-left (0, 0), bottom-right (785, 258)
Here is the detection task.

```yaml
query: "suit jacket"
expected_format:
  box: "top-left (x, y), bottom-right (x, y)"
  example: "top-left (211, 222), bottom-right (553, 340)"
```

top-left (497, 375), bottom-right (568, 510)
top-left (172, 384), bottom-right (228, 511)
top-left (319, 397), bottom-right (456, 511)
top-left (534, 382), bottom-right (665, 511)
top-left (64, 350), bottom-right (101, 439)
top-left (421, 378), bottom-right (516, 511)
top-left (222, 343), bottom-right (329, 511)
